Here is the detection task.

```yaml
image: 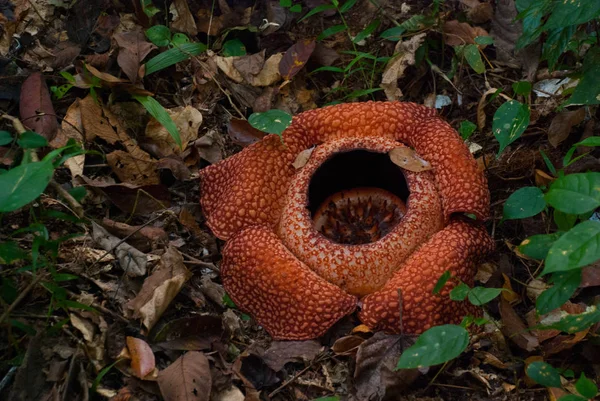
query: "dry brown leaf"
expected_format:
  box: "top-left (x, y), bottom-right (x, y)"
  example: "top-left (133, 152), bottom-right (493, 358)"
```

top-left (443, 20), bottom-right (490, 46)
top-left (293, 147), bottom-right (315, 169)
top-left (127, 337), bottom-right (156, 379)
top-left (526, 278), bottom-right (548, 302)
top-left (581, 264), bottom-right (600, 288)
top-left (380, 33), bottom-right (426, 100)
top-left (195, 130), bottom-right (223, 164)
top-left (170, 0), bottom-right (198, 35)
top-left (499, 298), bottom-right (539, 352)
top-left (247, 53), bottom-right (284, 87)
top-left (86, 63), bottom-right (127, 84)
top-left (106, 147), bottom-right (160, 186)
top-left (535, 169), bottom-right (555, 187)
top-left (114, 31), bottom-right (156, 84)
top-left (460, 0), bottom-right (494, 23)
top-left (262, 341), bottom-right (323, 372)
top-left (501, 273), bottom-right (520, 304)
top-left (388, 147), bottom-right (432, 172)
top-left (332, 335), bottom-right (366, 356)
top-left (126, 247), bottom-right (192, 331)
top-left (474, 351), bottom-right (509, 369)
top-left (145, 106), bottom-right (203, 154)
top-left (179, 207), bottom-right (203, 237)
top-left (233, 51), bottom-right (266, 81)
top-left (547, 108), bottom-right (586, 147)
top-left (157, 352), bottom-right (211, 401)
top-left (91, 221), bottom-right (147, 276)
top-left (19, 72), bottom-right (58, 141)
top-left (227, 118), bottom-right (267, 147)
top-left (279, 39), bottom-right (316, 81)
top-left (102, 217), bottom-right (168, 252)
top-left (215, 56), bottom-right (244, 83)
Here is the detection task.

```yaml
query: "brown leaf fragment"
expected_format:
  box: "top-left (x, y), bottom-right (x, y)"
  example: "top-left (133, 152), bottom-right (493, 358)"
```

top-left (126, 247), bottom-right (192, 331)
top-left (127, 337), bottom-right (156, 379)
top-left (195, 130), bottom-right (223, 164)
top-left (179, 207), bottom-right (204, 237)
top-left (91, 221), bottom-right (148, 277)
top-left (499, 298), bottom-right (539, 352)
top-left (279, 39), bottom-right (316, 81)
top-left (380, 33), bottom-right (426, 100)
top-left (311, 43), bottom-right (339, 66)
top-left (233, 51), bottom-right (266, 82)
top-left (52, 40), bottom-right (82, 69)
top-left (332, 335), bottom-right (366, 356)
top-left (389, 147), bottom-right (432, 172)
top-left (443, 20), bottom-right (490, 46)
top-left (102, 217), bottom-right (168, 252)
top-left (157, 157), bottom-right (192, 181)
top-left (547, 108), bottom-right (586, 147)
top-left (262, 341), bottom-right (323, 372)
top-left (227, 118), bottom-right (267, 147)
top-left (293, 147), bottom-right (315, 169)
top-left (170, 0), bottom-right (198, 35)
top-left (106, 147), bottom-right (160, 186)
top-left (157, 352), bottom-right (212, 401)
top-left (581, 264), bottom-right (600, 288)
top-left (19, 72), bottom-right (58, 141)
top-left (145, 106), bottom-right (203, 154)
top-left (86, 63), bottom-right (128, 84)
top-left (114, 31), bottom-right (157, 84)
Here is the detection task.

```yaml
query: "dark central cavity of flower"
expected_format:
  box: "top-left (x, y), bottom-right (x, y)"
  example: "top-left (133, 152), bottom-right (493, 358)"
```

top-left (308, 150), bottom-right (409, 245)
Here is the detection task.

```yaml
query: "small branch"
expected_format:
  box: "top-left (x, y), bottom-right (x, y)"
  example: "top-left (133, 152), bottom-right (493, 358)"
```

top-left (49, 180), bottom-right (85, 218)
top-left (0, 273), bottom-right (46, 326)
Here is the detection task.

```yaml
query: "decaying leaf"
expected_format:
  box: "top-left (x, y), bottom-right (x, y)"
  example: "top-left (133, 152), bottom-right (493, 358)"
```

top-left (145, 105), bottom-right (203, 154)
top-left (499, 298), bottom-right (539, 352)
top-left (388, 147), bottom-right (432, 172)
top-left (114, 31), bottom-right (157, 84)
top-left (227, 118), bottom-right (267, 147)
top-left (279, 39), bottom-right (316, 81)
top-left (106, 147), bottom-right (160, 186)
top-left (102, 217), bottom-right (168, 252)
top-left (443, 20), bottom-right (490, 47)
top-left (157, 352), bottom-right (212, 401)
top-left (127, 336), bottom-right (156, 379)
top-left (332, 335), bottom-right (366, 356)
top-left (91, 221), bottom-right (147, 276)
top-left (19, 72), bottom-right (58, 141)
top-left (216, 52), bottom-right (283, 87)
top-left (126, 246), bottom-right (192, 331)
top-left (380, 33), bottom-right (426, 100)
top-left (261, 341), bottom-right (323, 372)
top-left (460, 0), bottom-right (494, 23)
top-left (293, 147), bottom-right (315, 169)
top-left (170, 0), bottom-right (198, 35)
top-left (547, 108), bottom-right (586, 147)
top-left (151, 315), bottom-right (224, 351)
top-left (195, 130), bottom-right (223, 164)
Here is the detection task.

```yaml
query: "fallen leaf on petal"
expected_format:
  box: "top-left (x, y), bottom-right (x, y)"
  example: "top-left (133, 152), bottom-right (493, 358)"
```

top-left (91, 222), bottom-right (147, 276)
top-left (19, 72), bottom-right (58, 141)
top-left (127, 337), bottom-right (156, 379)
top-left (380, 33), bottom-right (426, 100)
top-left (126, 246), bottom-right (192, 331)
top-left (389, 147), bottom-right (432, 172)
top-left (227, 118), bottom-right (267, 147)
top-left (293, 147), bottom-right (315, 169)
top-left (157, 352), bottom-right (211, 401)
top-left (547, 108), bottom-right (585, 147)
top-left (145, 106), bottom-right (203, 154)
top-left (114, 31), bottom-right (156, 84)
top-left (443, 20), bottom-right (490, 47)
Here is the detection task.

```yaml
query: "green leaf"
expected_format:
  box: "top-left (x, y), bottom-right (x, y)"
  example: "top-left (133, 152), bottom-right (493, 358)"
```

top-left (144, 42), bottom-right (207, 75)
top-left (512, 81), bottom-right (532, 96)
top-left (519, 233), bottom-right (563, 260)
top-left (400, 14), bottom-right (434, 32)
top-left (575, 373), bottom-right (598, 399)
top-left (458, 121), bottom-right (477, 140)
top-left (433, 271), bottom-right (451, 294)
top-left (280, 0), bottom-right (292, 6)
top-left (353, 19), bottom-right (380, 44)
top-left (339, 0), bottom-right (357, 13)
top-left (298, 4), bottom-right (336, 22)
top-left (526, 361), bottom-right (563, 388)
top-left (222, 39), bottom-right (246, 57)
top-left (503, 186), bottom-right (545, 220)
top-left (474, 36), bottom-right (494, 45)
top-left (553, 210), bottom-right (577, 231)
top-left (91, 359), bottom-right (123, 393)
top-left (0, 160), bottom-right (54, 212)
top-left (542, 26), bottom-right (576, 70)
top-left (133, 95), bottom-right (182, 147)
top-left (0, 241), bottom-right (27, 264)
top-left (515, 0), bottom-right (552, 49)
top-left (342, 88), bottom-right (382, 100)
top-left (0, 130), bottom-right (12, 146)
top-left (566, 47), bottom-right (600, 105)
top-left (544, 1), bottom-right (600, 30)
top-left (171, 33), bottom-right (190, 46)
top-left (575, 136), bottom-right (600, 147)
top-left (545, 172), bottom-right (600, 215)
top-left (51, 84), bottom-right (73, 100)
top-left (380, 26), bottom-right (406, 41)
top-left (468, 287), bottom-right (503, 306)
top-left (17, 131), bottom-right (48, 149)
top-left (536, 270), bottom-right (582, 315)
top-left (537, 305), bottom-right (600, 334)
top-left (396, 325), bottom-right (469, 369)
top-left (544, 221), bottom-right (600, 275)
top-left (456, 44), bottom-right (485, 73)
top-left (140, 0), bottom-right (160, 17)
top-left (1, 278), bottom-right (18, 304)
top-left (52, 273), bottom-right (79, 282)
top-left (449, 282), bottom-right (470, 301)
top-left (492, 100), bottom-right (530, 155)
top-left (145, 25), bottom-right (171, 47)
top-left (10, 319), bottom-right (37, 335)
top-left (222, 293), bottom-right (236, 308)
top-left (68, 186), bottom-right (87, 202)
top-left (311, 66), bottom-right (346, 74)
top-left (557, 395), bottom-right (587, 401)
top-left (317, 25), bottom-right (347, 41)
top-left (248, 109), bottom-right (292, 135)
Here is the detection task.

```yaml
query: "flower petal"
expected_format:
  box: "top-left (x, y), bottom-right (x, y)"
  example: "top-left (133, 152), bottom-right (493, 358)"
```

top-left (359, 218), bottom-right (494, 334)
top-left (221, 225), bottom-right (357, 340)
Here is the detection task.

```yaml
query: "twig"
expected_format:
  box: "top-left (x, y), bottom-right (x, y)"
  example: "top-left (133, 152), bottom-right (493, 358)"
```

top-left (268, 354), bottom-right (332, 398)
top-left (181, 251), bottom-right (219, 272)
top-left (0, 273), bottom-right (47, 326)
top-left (49, 180), bottom-right (85, 218)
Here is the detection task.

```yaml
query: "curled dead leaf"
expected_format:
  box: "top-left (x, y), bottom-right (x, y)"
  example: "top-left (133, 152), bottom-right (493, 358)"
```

top-left (388, 147), bottom-right (432, 172)
top-left (381, 33), bottom-right (426, 100)
top-left (127, 336), bottom-right (156, 379)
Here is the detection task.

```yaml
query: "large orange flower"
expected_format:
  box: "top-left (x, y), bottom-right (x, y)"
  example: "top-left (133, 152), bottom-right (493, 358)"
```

top-left (200, 102), bottom-right (494, 340)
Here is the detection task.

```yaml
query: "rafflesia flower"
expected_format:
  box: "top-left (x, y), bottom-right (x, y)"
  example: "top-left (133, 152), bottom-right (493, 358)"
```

top-left (200, 102), bottom-right (494, 340)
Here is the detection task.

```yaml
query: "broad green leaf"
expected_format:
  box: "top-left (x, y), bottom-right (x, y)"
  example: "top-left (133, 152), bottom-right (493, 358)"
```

top-left (526, 361), bottom-right (562, 388)
top-left (458, 121), bottom-right (476, 140)
top-left (222, 39), bottom-right (246, 57)
top-left (0, 241), bottom-right (27, 264)
top-left (289, 4), bottom-right (301, 12)
top-left (133, 95), bottom-right (181, 147)
top-left (298, 4), bottom-right (335, 22)
top-left (575, 136), bottom-right (600, 147)
top-left (553, 210), bottom-right (577, 231)
top-left (545, 172), bottom-right (600, 215)
top-left (69, 186), bottom-right (87, 202)
top-left (449, 282), bottom-right (470, 301)
top-left (542, 26), bottom-right (576, 70)
top-left (0, 160), bottom-right (54, 212)
top-left (456, 44), bottom-right (485, 73)
top-left (317, 25), bottom-right (346, 41)
top-left (515, 0), bottom-right (552, 49)
top-left (51, 84), bottom-right (73, 100)
top-left (380, 26), bottom-right (405, 41)
top-left (248, 109), bottom-right (292, 135)
top-left (474, 36), bottom-right (493, 45)
top-left (519, 233), bottom-right (563, 260)
top-left (145, 25), bottom-right (171, 47)
top-left (433, 271), bottom-right (451, 294)
top-left (171, 33), bottom-right (190, 46)
top-left (537, 305), bottom-right (600, 334)
top-left (536, 270), bottom-right (581, 315)
top-left (468, 287), bottom-right (503, 306)
top-left (144, 42), bottom-right (207, 75)
top-left (339, 0), bottom-right (357, 13)
top-left (492, 100), bottom-right (530, 155)
top-left (544, 220), bottom-right (600, 275)
top-left (396, 325), bottom-right (469, 369)
top-left (0, 130), bottom-right (13, 146)
top-left (557, 396), bottom-right (587, 401)
top-left (544, 1), bottom-right (600, 30)
top-left (575, 373), bottom-right (598, 399)
top-left (503, 186), bottom-right (545, 220)
top-left (17, 131), bottom-right (48, 149)
top-left (352, 19), bottom-right (380, 44)
top-left (380, 15), bottom-right (433, 41)
top-left (512, 81), bottom-right (532, 96)
top-left (140, 0), bottom-right (160, 17)
top-left (280, 0), bottom-right (292, 6)
top-left (0, 278), bottom-right (18, 304)
top-left (565, 47), bottom-right (600, 105)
